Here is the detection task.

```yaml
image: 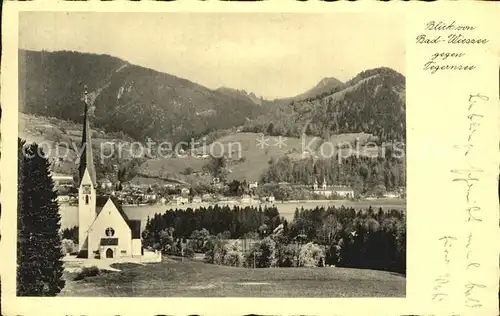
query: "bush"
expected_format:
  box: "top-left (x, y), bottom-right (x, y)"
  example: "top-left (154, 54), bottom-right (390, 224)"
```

top-left (74, 266), bottom-right (100, 281)
top-left (189, 228), bottom-right (210, 253)
top-left (299, 242), bottom-right (325, 267)
top-left (278, 244), bottom-right (299, 267)
top-left (182, 245), bottom-right (195, 258)
top-left (204, 236), bottom-right (227, 265)
top-left (247, 237), bottom-right (277, 268)
top-left (61, 239), bottom-right (76, 255)
top-left (223, 248), bottom-right (244, 267)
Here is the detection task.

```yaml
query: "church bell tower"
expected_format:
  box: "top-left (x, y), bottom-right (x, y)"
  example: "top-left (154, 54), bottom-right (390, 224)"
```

top-left (78, 86), bottom-right (97, 256)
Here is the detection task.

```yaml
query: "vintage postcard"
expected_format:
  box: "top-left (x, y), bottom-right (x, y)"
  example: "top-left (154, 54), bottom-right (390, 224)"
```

top-left (1, 1), bottom-right (499, 316)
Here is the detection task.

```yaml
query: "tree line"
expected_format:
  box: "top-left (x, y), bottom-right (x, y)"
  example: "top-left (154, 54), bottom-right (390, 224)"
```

top-left (141, 204), bottom-right (406, 274)
top-left (143, 205), bottom-right (284, 243)
top-left (288, 205), bottom-right (405, 273)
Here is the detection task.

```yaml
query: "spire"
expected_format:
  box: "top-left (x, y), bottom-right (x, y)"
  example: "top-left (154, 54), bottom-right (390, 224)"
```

top-left (78, 86), bottom-right (97, 187)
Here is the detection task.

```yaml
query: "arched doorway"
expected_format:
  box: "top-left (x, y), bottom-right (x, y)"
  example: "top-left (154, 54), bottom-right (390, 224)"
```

top-left (106, 248), bottom-right (114, 258)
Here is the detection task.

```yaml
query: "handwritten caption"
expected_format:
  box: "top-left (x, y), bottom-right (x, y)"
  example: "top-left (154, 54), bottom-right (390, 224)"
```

top-left (453, 93), bottom-right (489, 309)
top-left (431, 93), bottom-right (489, 309)
top-left (416, 21), bottom-right (489, 74)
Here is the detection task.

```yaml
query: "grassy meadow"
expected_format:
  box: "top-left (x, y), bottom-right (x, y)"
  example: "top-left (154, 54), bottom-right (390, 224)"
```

top-left (60, 257), bottom-right (405, 297)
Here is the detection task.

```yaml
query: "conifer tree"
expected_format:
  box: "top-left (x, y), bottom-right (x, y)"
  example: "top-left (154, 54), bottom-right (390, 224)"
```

top-left (17, 139), bottom-right (65, 296)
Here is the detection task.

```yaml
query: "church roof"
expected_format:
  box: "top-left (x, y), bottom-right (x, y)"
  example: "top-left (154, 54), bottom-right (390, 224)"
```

top-left (100, 197), bottom-right (141, 239)
top-left (78, 87), bottom-right (97, 187)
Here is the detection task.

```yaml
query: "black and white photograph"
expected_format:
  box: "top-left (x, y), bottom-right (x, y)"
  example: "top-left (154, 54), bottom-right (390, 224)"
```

top-left (15, 12), bottom-right (407, 298)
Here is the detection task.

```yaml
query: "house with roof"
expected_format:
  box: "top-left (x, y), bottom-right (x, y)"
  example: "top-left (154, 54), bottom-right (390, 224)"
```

top-left (57, 195), bottom-right (71, 203)
top-left (77, 87), bottom-right (142, 259)
top-left (312, 178), bottom-right (354, 199)
top-left (173, 195), bottom-right (189, 205)
top-left (331, 186), bottom-right (355, 198)
top-left (99, 177), bottom-right (113, 190)
top-left (249, 181), bottom-right (259, 189)
top-left (267, 194), bottom-right (276, 203)
top-left (240, 194), bottom-right (252, 204)
top-left (191, 195), bottom-right (202, 204)
top-left (51, 172), bottom-right (74, 188)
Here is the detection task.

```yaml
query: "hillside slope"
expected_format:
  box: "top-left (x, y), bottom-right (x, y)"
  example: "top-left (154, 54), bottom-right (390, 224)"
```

top-left (19, 50), bottom-right (264, 143)
top-left (278, 77), bottom-right (345, 104)
top-left (216, 87), bottom-right (263, 106)
top-left (243, 67), bottom-right (406, 142)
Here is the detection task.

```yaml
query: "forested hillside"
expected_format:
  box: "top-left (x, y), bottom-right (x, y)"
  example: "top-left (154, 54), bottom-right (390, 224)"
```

top-left (19, 50), bottom-right (264, 143)
top-left (243, 67), bottom-right (406, 142)
top-left (276, 77), bottom-right (345, 105)
top-left (262, 151), bottom-right (405, 195)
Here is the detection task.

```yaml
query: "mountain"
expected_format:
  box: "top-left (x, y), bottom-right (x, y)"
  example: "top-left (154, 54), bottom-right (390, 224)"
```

top-left (19, 50), bottom-right (264, 143)
top-left (217, 76), bottom-right (344, 109)
top-left (216, 87), bottom-right (263, 106)
top-left (242, 67), bottom-right (406, 142)
top-left (278, 77), bottom-right (345, 104)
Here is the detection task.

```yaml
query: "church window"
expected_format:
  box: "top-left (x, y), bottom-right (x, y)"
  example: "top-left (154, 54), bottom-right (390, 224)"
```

top-left (105, 227), bottom-right (115, 237)
top-left (85, 195), bottom-right (89, 205)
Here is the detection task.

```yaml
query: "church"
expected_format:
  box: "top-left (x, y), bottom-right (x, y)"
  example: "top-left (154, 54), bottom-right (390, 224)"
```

top-left (77, 87), bottom-right (142, 259)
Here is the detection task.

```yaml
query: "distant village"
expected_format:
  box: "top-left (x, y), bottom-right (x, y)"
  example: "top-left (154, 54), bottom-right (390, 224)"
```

top-left (51, 171), bottom-right (405, 207)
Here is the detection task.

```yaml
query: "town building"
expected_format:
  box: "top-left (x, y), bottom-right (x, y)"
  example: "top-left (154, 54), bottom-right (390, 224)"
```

top-left (174, 196), bottom-right (189, 205)
top-left (240, 194), bottom-right (252, 204)
top-left (249, 181), bottom-right (259, 189)
top-left (99, 178), bottom-right (113, 190)
top-left (202, 193), bottom-right (214, 202)
top-left (77, 88), bottom-right (142, 259)
top-left (384, 191), bottom-right (400, 198)
top-left (144, 193), bottom-right (157, 201)
top-left (312, 178), bottom-right (354, 198)
top-left (191, 196), bottom-right (202, 204)
top-left (57, 195), bottom-right (71, 203)
top-left (331, 186), bottom-right (355, 198)
top-left (51, 172), bottom-right (74, 188)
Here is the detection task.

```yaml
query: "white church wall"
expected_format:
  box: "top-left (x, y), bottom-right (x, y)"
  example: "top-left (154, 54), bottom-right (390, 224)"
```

top-left (131, 239), bottom-right (142, 257)
top-left (78, 169), bottom-right (96, 253)
top-left (87, 199), bottom-right (132, 258)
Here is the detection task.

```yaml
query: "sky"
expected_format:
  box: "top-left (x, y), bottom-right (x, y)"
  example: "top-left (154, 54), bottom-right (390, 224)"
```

top-left (19, 12), bottom-right (405, 99)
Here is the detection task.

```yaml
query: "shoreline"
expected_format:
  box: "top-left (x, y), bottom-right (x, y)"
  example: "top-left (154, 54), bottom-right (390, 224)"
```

top-left (161, 198), bottom-right (405, 208)
top-left (60, 198), bottom-right (405, 208)
top-left (58, 198), bottom-right (406, 230)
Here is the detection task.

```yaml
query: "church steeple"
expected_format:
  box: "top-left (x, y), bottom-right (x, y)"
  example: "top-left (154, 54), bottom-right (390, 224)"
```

top-left (78, 86), bottom-right (97, 187)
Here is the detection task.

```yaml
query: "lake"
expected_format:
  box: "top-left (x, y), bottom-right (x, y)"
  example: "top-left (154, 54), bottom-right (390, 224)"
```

top-left (59, 198), bottom-right (406, 230)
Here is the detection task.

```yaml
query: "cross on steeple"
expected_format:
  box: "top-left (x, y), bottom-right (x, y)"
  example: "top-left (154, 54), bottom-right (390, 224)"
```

top-left (78, 85), bottom-right (97, 187)
top-left (84, 85), bottom-right (89, 106)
